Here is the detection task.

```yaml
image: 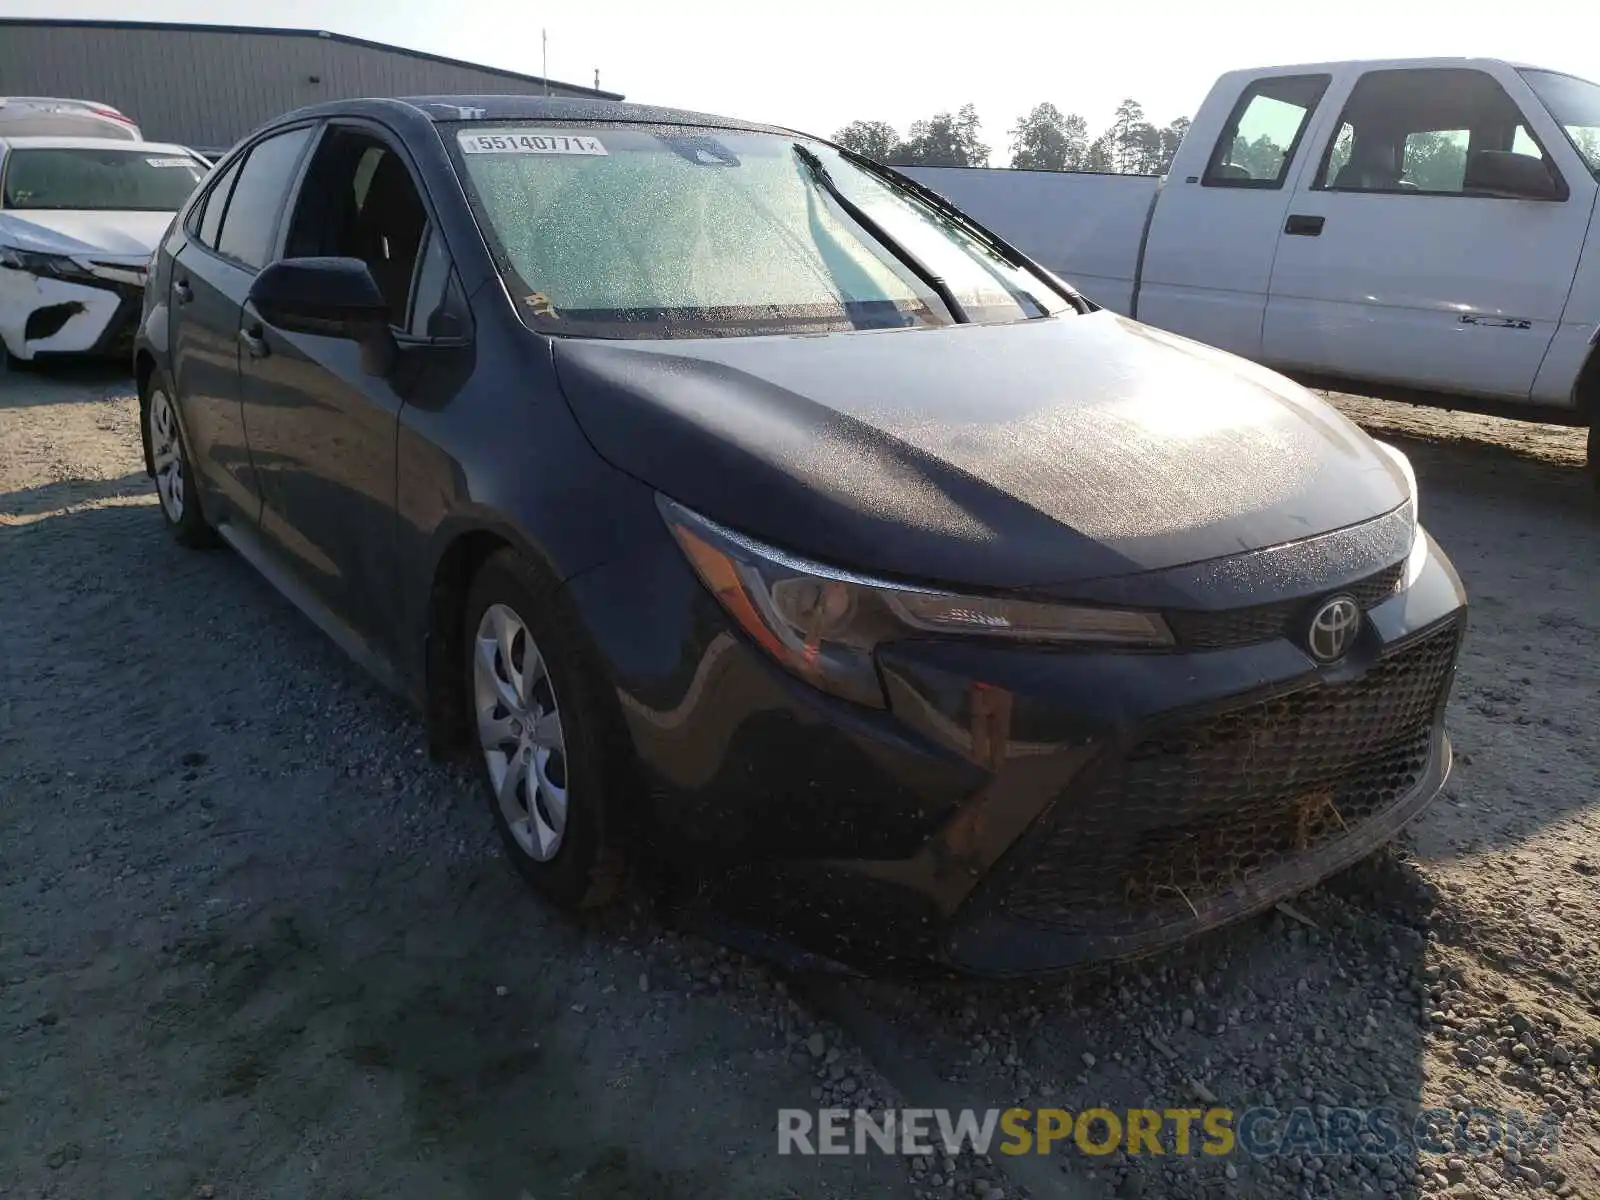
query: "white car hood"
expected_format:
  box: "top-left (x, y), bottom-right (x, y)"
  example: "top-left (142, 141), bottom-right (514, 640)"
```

top-left (0, 209), bottom-right (173, 257)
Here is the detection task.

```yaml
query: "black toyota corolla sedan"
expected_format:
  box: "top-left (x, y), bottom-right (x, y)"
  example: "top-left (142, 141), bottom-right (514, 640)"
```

top-left (134, 95), bottom-right (1466, 977)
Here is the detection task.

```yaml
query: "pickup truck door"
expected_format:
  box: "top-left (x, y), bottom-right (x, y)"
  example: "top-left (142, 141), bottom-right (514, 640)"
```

top-left (1262, 65), bottom-right (1597, 401)
top-left (1135, 72), bottom-right (1333, 360)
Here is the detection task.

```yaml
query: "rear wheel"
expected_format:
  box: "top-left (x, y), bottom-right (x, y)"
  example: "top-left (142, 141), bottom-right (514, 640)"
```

top-left (144, 384), bottom-right (215, 547)
top-left (463, 550), bottom-right (625, 910)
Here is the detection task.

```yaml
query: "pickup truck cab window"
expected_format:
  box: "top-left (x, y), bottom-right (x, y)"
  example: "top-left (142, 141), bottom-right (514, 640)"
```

top-left (1520, 69), bottom-right (1600, 175)
top-left (1314, 68), bottom-right (1562, 199)
top-left (1202, 75), bottom-right (1329, 188)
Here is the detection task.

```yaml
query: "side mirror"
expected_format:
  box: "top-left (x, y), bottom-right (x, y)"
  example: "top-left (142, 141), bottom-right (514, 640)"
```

top-left (247, 257), bottom-right (391, 338)
top-left (1463, 151), bottom-right (1562, 201)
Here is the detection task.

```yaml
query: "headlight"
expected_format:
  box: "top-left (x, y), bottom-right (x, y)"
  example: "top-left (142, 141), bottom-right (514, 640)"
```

top-left (659, 496), bottom-right (1173, 708)
top-left (0, 245), bottom-right (94, 282)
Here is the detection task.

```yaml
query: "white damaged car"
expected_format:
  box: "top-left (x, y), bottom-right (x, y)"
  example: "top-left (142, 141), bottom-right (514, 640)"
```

top-left (1, 136), bottom-right (208, 365)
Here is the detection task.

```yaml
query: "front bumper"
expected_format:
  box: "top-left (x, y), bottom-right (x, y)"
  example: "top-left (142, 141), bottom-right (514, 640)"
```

top-left (567, 519), bottom-right (1467, 977)
top-left (0, 265), bottom-right (143, 361)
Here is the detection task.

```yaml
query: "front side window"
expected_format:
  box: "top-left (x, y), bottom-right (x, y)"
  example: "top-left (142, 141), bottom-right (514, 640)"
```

top-left (283, 128), bottom-right (428, 327)
top-left (1202, 75), bottom-right (1330, 188)
top-left (450, 124), bottom-right (1073, 339)
top-left (1520, 69), bottom-right (1600, 175)
top-left (1, 147), bottom-right (207, 211)
top-left (1317, 69), bottom-right (1558, 196)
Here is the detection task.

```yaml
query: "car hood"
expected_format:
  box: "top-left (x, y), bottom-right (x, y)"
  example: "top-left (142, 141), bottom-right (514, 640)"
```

top-left (552, 312), bottom-right (1410, 589)
top-left (0, 209), bottom-right (173, 257)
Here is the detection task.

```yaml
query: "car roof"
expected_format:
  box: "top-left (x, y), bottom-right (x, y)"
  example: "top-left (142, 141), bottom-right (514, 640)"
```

top-left (280, 94), bottom-right (799, 139)
top-left (1, 95), bottom-right (121, 107)
top-left (0, 135), bottom-right (193, 153)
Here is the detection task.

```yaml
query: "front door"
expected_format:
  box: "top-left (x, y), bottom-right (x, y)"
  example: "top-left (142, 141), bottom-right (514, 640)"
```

top-left (1135, 72), bottom-right (1332, 360)
top-left (237, 124), bottom-right (433, 653)
top-left (1263, 66), bottom-right (1597, 400)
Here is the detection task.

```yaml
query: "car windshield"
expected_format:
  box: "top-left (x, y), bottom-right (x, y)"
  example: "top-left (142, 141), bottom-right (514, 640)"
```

top-left (1520, 70), bottom-right (1600, 175)
top-left (1, 147), bottom-right (207, 211)
top-left (451, 123), bottom-right (1074, 338)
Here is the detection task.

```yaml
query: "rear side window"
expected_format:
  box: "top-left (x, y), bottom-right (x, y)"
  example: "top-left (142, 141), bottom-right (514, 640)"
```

top-left (1203, 75), bottom-right (1330, 188)
top-left (193, 159), bottom-right (241, 249)
top-left (214, 126), bottom-right (313, 270)
top-left (1316, 69), bottom-right (1560, 197)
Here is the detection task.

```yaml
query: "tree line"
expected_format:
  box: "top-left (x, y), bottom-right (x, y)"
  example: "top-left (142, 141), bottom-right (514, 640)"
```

top-left (834, 100), bottom-right (1193, 174)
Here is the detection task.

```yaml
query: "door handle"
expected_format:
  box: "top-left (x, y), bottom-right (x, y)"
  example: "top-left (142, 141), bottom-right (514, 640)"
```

top-left (173, 279), bottom-right (193, 304)
top-left (239, 325), bottom-right (269, 359)
top-left (1285, 214), bottom-right (1325, 237)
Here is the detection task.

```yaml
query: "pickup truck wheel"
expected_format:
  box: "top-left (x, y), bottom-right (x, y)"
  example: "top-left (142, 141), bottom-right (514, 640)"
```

top-left (464, 550), bottom-right (626, 910)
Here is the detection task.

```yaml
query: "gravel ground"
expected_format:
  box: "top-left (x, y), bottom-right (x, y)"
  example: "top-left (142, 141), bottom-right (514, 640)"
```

top-left (1, 365), bottom-right (1596, 1200)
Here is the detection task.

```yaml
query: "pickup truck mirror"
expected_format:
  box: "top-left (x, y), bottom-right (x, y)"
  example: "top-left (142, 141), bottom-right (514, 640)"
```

top-left (1463, 151), bottom-right (1563, 201)
top-left (247, 257), bottom-right (392, 338)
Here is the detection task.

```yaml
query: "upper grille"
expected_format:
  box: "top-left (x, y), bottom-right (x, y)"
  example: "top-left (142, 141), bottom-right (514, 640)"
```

top-left (989, 620), bottom-right (1460, 937)
top-left (1165, 560), bottom-right (1406, 650)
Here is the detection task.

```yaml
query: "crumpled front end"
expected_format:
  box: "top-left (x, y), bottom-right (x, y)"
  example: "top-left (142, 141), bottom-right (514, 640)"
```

top-left (0, 255), bottom-right (146, 361)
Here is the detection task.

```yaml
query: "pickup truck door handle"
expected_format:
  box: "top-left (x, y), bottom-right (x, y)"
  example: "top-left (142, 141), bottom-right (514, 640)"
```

top-left (239, 324), bottom-right (269, 359)
top-left (173, 278), bottom-right (193, 304)
top-left (1285, 214), bottom-right (1325, 237)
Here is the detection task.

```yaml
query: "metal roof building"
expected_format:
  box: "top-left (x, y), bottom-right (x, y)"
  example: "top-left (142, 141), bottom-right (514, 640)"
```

top-left (0, 19), bottom-right (623, 155)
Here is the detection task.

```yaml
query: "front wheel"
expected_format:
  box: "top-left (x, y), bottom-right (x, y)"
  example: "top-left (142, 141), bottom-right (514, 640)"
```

top-left (144, 384), bottom-right (215, 547)
top-left (463, 550), bottom-right (625, 910)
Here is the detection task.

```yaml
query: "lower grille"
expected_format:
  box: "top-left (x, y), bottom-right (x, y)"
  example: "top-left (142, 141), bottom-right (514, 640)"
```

top-left (990, 621), bottom-right (1460, 936)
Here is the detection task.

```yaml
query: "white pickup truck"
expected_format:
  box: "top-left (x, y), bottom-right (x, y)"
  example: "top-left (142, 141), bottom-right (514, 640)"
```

top-left (899, 58), bottom-right (1600, 479)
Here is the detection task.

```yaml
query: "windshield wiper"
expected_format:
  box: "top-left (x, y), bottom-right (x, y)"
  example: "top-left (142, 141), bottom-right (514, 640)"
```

top-left (837, 147), bottom-right (1091, 314)
top-left (792, 143), bottom-right (969, 324)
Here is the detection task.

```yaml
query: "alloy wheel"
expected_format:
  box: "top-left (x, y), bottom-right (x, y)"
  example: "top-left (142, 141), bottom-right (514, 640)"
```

top-left (473, 602), bottom-right (570, 861)
top-left (149, 389), bottom-right (186, 522)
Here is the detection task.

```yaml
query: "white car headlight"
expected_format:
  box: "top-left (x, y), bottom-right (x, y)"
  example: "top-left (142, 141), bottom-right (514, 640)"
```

top-left (659, 496), bottom-right (1173, 708)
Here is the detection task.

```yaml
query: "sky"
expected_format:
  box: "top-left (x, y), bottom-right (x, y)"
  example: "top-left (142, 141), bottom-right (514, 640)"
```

top-left (3, 0), bottom-right (1598, 162)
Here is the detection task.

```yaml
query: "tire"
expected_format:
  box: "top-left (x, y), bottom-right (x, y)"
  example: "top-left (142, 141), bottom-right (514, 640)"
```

top-left (0, 344), bottom-right (35, 373)
top-left (143, 381), bottom-right (215, 548)
top-left (463, 549), bottom-right (626, 910)
top-left (1587, 412), bottom-right (1598, 492)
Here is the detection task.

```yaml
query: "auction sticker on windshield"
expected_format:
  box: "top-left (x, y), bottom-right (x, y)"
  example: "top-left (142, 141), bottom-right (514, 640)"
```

top-left (457, 130), bottom-right (608, 156)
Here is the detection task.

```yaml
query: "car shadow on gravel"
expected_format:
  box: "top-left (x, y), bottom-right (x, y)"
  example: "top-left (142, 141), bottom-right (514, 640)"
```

top-left (0, 471), bottom-right (151, 519)
top-left (0, 359), bottom-right (132, 405)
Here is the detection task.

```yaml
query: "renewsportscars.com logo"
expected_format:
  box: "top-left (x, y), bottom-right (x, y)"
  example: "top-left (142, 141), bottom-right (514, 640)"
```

top-left (777, 1106), bottom-right (1564, 1159)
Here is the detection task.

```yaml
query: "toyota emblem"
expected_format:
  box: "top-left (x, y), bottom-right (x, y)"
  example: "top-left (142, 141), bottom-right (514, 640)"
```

top-left (1305, 595), bottom-right (1361, 663)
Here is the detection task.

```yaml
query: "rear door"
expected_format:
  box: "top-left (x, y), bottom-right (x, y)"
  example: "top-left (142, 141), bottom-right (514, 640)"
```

top-left (1135, 72), bottom-right (1331, 358)
top-left (169, 125), bottom-right (314, 523)
top-left (1262, 65), bottom-right (1597, 399)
